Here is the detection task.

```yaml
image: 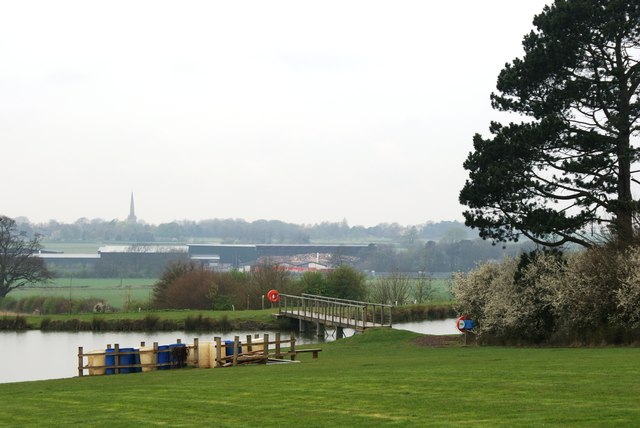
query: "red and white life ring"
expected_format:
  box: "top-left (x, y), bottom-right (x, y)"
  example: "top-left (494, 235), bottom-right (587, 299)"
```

top-left (267, 289), bottom-right (280, 303)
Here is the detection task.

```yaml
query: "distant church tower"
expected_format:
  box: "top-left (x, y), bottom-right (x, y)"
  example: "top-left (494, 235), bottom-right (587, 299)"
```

top-left (127, 193), bottom-right (137, 223)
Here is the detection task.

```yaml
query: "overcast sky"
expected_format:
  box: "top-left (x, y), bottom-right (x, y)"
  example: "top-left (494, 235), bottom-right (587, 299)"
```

top-left (1, 0), bottom-right (550, 227)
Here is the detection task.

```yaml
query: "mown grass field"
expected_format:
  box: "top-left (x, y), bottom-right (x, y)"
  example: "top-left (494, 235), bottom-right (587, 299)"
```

top-left (1, 328), bottom-right (639, 426)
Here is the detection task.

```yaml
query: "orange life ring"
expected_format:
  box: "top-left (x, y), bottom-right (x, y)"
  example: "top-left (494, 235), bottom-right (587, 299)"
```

top-left (456, 316), bottom-right (466, 332)
top-left (267, 289), bottom-right (279, 303)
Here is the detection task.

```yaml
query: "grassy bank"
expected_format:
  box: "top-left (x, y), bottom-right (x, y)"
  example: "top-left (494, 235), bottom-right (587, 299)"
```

top-left (2, 302), bottom-right (455, 331)
top-left (2, 309), bottom-right (281, 331)
top-left (1, 329), bottom-right (639, 426)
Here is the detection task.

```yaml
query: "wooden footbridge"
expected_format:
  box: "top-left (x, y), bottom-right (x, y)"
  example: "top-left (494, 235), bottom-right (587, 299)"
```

top-left (276, 293), bottom-right (393, 337)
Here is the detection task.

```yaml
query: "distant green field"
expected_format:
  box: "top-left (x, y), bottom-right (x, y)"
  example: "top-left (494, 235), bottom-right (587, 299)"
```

top-left (14, 276), bottom-right (452, 310)
top-left (15, 278), bottom-right (156, 308)
top-left (2, 329), bottom-right (640, 426)
top-left (366, 277), bottom-right (453, 303)
top-left (422, 278), bottom-right (452, 302)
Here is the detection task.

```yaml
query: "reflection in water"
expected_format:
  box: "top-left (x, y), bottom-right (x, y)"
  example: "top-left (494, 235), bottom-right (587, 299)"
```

top-left (0, 319), bottom-right (458, 384)
top-left (393, 318), bottom-right (461, 336)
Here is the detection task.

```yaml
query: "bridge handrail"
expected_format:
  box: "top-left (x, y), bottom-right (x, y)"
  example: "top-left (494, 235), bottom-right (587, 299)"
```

top-left (301, 293), bottom-right (393, 308)
top-left (278, 293), bottom-right (364, 310)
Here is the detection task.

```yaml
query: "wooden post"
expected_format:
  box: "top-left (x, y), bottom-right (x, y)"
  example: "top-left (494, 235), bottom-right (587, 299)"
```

top-left (275, 332), bottom-right (281, 359)
top-left (290, 336), bottom-right (296, 361)
top-left (263, 333), bottom-right (269, 359)
top-left (214, 337), bottom-right (222, 368)
top-left (233, 336), bottom-right (239, 366)
top-left (246, 335), bottom-right (253, 353)
top-left (193, 338), bottom-right (199, 368)
top-left (153, 342), bottom-right (158, 370)
top-left (364, 306), bottom-right (367, 330)
top-left (114, 343), bottom-right (120, 375)
top-left (78, 346), bottom-right (84, 377)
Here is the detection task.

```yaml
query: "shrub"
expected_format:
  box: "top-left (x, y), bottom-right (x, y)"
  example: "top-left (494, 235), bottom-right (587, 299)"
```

top-left (453, 246), bottom-right (640, 345)
top-left (614, 246), bottom-right (640, 329)
top-left (453, 251), bottom-right (567, 344)
top-left (0, 316), bottom-right (27, 330)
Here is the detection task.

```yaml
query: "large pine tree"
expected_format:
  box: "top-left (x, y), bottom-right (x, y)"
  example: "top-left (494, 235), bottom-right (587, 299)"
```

top-left (460, 0), bottom-right (640, 247)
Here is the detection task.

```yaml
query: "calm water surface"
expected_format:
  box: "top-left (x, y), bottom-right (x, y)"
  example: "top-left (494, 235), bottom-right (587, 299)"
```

top-left (0, 319), bottom-right (459, 384)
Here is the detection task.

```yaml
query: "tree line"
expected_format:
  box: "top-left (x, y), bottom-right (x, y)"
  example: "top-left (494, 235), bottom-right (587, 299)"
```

top-left (13, 217), bottom-right (473, 245)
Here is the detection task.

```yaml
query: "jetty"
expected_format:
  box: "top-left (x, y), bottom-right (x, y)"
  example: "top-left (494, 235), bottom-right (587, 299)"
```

top-left (277, 293), bottom-right (393, 338)
top-left (78, 333), bottom-right (319, 376)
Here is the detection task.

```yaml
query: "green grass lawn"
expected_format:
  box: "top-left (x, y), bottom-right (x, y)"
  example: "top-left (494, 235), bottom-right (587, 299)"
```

top-left (1, 328), bottom-right (639, 426)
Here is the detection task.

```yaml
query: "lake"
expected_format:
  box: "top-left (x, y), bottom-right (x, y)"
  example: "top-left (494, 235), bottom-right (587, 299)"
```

top-left (0, 319), bottom-right (460, 384)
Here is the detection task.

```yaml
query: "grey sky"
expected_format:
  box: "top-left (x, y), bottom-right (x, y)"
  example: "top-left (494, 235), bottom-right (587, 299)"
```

top-left (1, 0), bottom-right (549, 226)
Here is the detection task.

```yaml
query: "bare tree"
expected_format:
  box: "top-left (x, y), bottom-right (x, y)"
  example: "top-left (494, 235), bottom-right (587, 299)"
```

top-left (0, 216), bottom-right (52, 298)
top-left (414, 271), bottom-right (434, 304)
top-left (370, 270), bottom-right (412, 305)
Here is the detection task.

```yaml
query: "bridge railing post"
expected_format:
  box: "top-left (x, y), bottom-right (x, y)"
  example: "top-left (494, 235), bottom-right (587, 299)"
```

top-left (362, 306), bottom-right (366, 330)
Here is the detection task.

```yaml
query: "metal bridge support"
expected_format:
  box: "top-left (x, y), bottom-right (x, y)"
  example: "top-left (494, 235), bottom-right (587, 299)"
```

top-left (336, 326), bottom-right (345, 339)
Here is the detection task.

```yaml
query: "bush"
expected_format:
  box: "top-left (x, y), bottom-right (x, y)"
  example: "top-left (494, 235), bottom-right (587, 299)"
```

top-left (0, 296), bottom-right (18, 312)
top-left (0, 316), bottom-right (28, 330)
top-left (453, 246), bottom-right (640, 345)
top-left (615, 246), bottom-right (640, 329)
top-left (325, 265), bottom-right (367, 300)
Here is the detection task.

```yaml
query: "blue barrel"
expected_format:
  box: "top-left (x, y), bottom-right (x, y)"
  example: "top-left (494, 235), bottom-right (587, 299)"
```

top-left (172, 343), bottom-right (188, 368)
top-left (157, 345), bottom-right (171, 370)
top-left (105, 348), bottom-right (139, 374)
top-left (133, 350), bottom-right (142, 373)
top-left (224, 340), bottom-right (242, 356)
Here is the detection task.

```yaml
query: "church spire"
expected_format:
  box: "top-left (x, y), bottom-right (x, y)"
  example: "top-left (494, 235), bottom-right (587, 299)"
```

top-left (127, 192), bottom-right (137, 223)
